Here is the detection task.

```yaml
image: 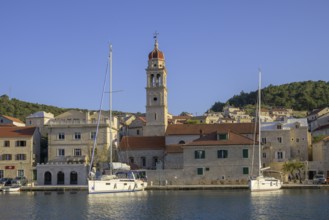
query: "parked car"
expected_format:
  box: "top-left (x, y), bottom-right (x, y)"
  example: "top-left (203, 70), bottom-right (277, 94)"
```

top-left (2, 178), bottom-right (14, 186)
top-left (0, 178), bottom-right (12, 186)
top-left (313, 174), bottom-right (327, 184)
top-left (13, 176), bottom-right (28, 186)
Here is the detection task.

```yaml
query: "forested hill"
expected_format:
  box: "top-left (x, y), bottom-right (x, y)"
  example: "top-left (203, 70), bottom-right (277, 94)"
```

top-left (0, 94), bottom-right (126, 122)
top-left (210, 80), bottom-right (329, 112)
top-left (0, 94), bottom-right (73, 122)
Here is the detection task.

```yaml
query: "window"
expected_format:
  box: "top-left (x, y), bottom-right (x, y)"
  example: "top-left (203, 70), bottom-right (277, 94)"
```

top-left (277, 124), bottom-right (282, 129)
top-left (15, 141), bottom-right (26, 147)
top-left (277, 151), bottom-right (283, 159)
top-left (16, 154), bottom-right (26, 160)
top-left (44, 172), bottom-right (52, 185)
top-left (57, 171), bottom-right (65, 185)
top-left (179, 140), bottom-right (185, 144)
top-left (90, 132), bottom-right (96, 140)
top-left (70, 171), bottom-right (78, 185)
top-left (197, 168), bottom-right (204, 175)
top-left (218, 150), bottom-right (228, 158)
top-left (218, 133), bottom-right (228, 140)
top-left (129, 157), bottom-right (134, 164)
top-left (141, 157), bottom-right (146, 167)
top-left (243, 149), bottom-right (249, 158)
top-left (261, 138), bottom-right (267, 144)
top-left (243, 167), bottom-right (249, 175)
top-left (0, 170), bottom-right (3, 178)
top-left (152, 157), bottom-right (158, 167)
top-left (74, 149), bottom-right (82, 156)
top-left (58, 133), bottom-right (65, 140)
top-left (17, 170), bottom-right (24, 177)
top-left (137, 130), bottom-right (140, 135)
top-left (2, 154), bottom-right (12, 160)
top-left (296, 138), bottom-right (300, 143)
top-left (4, 141), bottom-right (10, 147)
top-left (263, 153), bottom-right (266, 158)
top-left (58, 149), bottom-right (65, 156)
top-left (277, 137), bottom-right (282, 143)
top-left (74, 132), bottom-right (81, 140)
top-left (194, 150), bottom-right (205, 159)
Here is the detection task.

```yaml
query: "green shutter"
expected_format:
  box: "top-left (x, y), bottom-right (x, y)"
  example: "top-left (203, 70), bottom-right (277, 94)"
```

top-left (197, 168), bottom-right (204, 175)
top-left (243, 149), bottom-right (248, 158)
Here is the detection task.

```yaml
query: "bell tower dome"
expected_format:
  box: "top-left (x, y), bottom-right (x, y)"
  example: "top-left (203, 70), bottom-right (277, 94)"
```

top-left (144, 33), bottom-right (168, 136)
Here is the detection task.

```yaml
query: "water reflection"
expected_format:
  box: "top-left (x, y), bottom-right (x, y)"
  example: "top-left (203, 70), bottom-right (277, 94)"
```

top-left (87, 191), bottom-right (149, 219)
top-left (1, 190), bottom-right (329, 220)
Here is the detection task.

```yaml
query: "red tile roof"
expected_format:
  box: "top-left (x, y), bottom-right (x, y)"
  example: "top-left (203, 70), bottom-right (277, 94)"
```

top-left (165, 144), bottom-right (183, 153)
top-left (184, 131), bottom-right (256, 147)
top-left (119, 136), bottom-right (165, 151)
top-left (1, 115), bottom-right (24, 124)
top-left (0, 126), bottom-right (36, 138)
top-left (166, 123), bottom-right (257, 135)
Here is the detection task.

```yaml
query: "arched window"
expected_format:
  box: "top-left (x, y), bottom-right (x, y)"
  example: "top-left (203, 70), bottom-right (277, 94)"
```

top-left (57, 171), bottom-right (65, 185)
top-left (150, 74), bottom-right (155, 87)
top-left (70, 171), bottom-right (78, 185)
top-left (44, 171), bottom-right (52, 185)
top-left (156, 74), bottom-right (161, 86)
top-left (179, 140), bottom-right (185, 144)
top-left (152, 156), bottom-right (158, 168)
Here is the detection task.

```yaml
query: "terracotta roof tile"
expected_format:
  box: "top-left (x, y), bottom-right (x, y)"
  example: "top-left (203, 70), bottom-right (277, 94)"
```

top-left (184, 131), bottom-right (256, 147)
top-left (1, 115), bottom-right (24, 124)
top-left (165, 144), bottom-right (183, 153)
top-left (120, 136), bottom-right (165, 151)
top-left (165, 123), bottom-right (257, 135)
top-left (0, 126), bottom-right (36, 138)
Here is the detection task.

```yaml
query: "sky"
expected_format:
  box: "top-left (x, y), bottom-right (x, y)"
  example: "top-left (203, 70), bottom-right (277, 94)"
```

top-left (1, 1), bottom-right (329, 116)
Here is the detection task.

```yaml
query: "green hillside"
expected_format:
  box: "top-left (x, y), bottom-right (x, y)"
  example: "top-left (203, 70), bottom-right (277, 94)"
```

top-left (0, 94), bottom-right (73, 122)
top-left (0, 94), bottom-right (126, 122)
top-left (210, 80), bottom-right (329, 112)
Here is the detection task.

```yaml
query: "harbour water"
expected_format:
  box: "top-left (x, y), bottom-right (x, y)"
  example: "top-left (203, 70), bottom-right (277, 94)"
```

top-left (1, 189), bottom-right (329, 220)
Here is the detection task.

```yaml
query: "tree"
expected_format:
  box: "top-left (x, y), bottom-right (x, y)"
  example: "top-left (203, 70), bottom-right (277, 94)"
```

top-left (282, 160), bottom-right (305, 183)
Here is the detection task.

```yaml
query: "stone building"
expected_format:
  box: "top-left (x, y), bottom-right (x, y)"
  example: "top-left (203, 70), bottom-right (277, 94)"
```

top-left (25, 111), bottom-right (54, 136)
top-left (36, 110), bottom-right (119, 185)
top-left (0, 126), bottom-right (40, 182)
top-left (261, 118), bottom-right (311, 171)
top-left (0, 115), bottom-right (25, 127)
top-left (309, 136), bottom-right (329, 179)
top-left (119, 136), bottom-right (165, 170)
top-left (182, 130), bottom-right (257, 184)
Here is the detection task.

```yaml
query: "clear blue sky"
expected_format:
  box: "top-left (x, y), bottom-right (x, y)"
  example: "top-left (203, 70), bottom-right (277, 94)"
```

top-left (1, 1), bottom-right (328, 116)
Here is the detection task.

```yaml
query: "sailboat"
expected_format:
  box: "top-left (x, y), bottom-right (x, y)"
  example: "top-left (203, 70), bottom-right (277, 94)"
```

top-left (249, 71), bottom-right (282, 192)
top-left (87, 45), bottom-right (148, 194)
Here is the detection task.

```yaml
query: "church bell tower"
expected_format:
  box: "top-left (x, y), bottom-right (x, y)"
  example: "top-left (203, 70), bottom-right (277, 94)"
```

top-left (144, 34), bottom-right (168, 136)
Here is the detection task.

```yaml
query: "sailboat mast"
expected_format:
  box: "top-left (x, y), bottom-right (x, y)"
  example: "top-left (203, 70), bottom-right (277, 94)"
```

top-left (258, 70), bottom-right (262, 176)
top-left (109, 44), bottom-right (113, 175)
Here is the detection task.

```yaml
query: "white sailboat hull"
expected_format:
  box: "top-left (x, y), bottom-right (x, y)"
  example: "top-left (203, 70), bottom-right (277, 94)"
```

top-left (249, 176), bottom-right (282, 192)
top-left (2, 186), bottom-right (21, 192)
top-left (88, 179), bottom-right (147, 194)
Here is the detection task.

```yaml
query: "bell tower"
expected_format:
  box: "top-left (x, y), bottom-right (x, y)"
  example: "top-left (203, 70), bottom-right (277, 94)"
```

top-left (144, 34), bottom-right (168, 136)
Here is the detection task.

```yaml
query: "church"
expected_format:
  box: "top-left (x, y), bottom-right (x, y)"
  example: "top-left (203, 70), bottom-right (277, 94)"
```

top-left (119, 36), bottom-right (258, 185)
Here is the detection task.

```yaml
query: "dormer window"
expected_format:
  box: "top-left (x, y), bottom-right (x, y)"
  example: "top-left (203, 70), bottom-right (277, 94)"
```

top-left (277, 124), bottom-right (282, 129)
top-left (295, 123), bottom-right (300, 129)
top-left (217, 133), bottom-right (228, 140)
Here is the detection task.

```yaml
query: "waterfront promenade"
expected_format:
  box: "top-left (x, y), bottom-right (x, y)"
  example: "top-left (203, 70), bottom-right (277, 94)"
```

top-left (17, 183), bottom-right (329, 192)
